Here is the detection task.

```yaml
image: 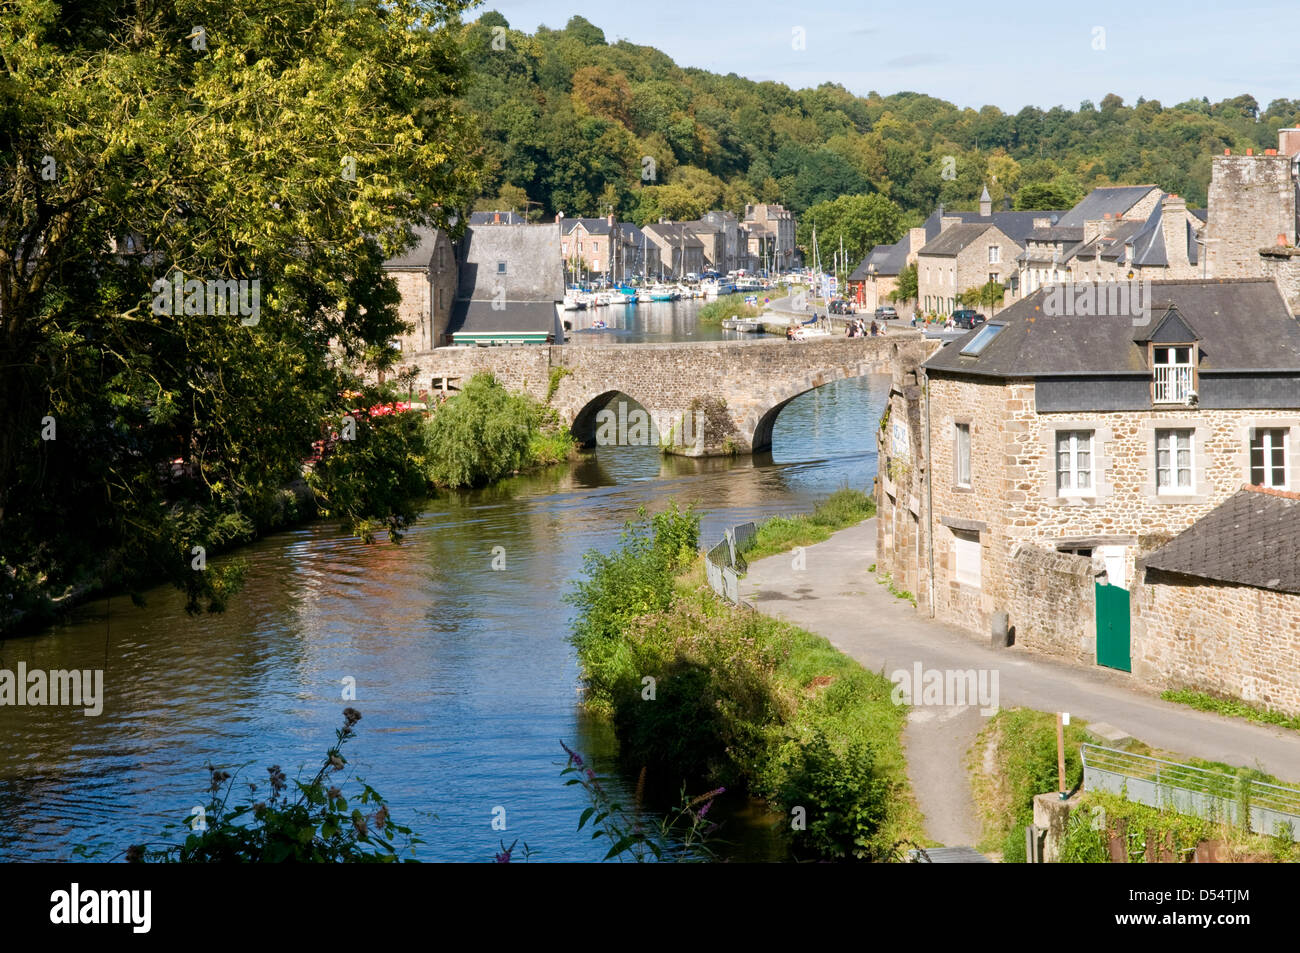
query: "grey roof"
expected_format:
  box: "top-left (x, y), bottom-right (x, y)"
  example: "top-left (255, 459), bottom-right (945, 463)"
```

top-left (1191, 208), bottom-right (1207, 222)
top-left (980, 185), bottom-right (991, 203)
top-left (919, 207), bottom-right (1066, 247)
top-left (560, 217), bottom-right (614, 236)
top-left (383, 225), bottom-right (444, 269)
top-left (457, 223), bottom-right (563, 302)
top-left (919, 222), bottom-right (1002, 257)
top-left (1056, 186), bottom-right (1160, 229)
top-left (923, 278), bottom-right (1300, 378)
top-left (470, 210), bottom-right (527, 225)
top-left (1143, 486), bottom-right (1300, 594)
top-left (851, 240), bottom-right (910, 280)
top-left (1068, 219), bottom-right (1148, 263)
top-left (1026, 227), bottom-right (1084, 243)
top-left (643, 223), bottom-right (704, 247)
top-left (448, 299), bottom-right (558, 335)
top-left (1065, 201), bottom-right (1200, 267)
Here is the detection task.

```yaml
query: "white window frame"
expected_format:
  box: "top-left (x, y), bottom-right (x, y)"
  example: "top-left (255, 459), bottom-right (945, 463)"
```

top-left (1056, 430), bottom-right (1095, 496)
top-left (1155, 429), bottom-right (1195, 495)
top-left (955, 423), bottom-right (971, 488)
top-left (1152, 345), bottom-right (1194, 404)
top-left (1250, 427), bottom-right (1289, 489)
top-left (953, 530), bottom-right (981, 588)
top-left (988, 245), bottom-right (1000, 264)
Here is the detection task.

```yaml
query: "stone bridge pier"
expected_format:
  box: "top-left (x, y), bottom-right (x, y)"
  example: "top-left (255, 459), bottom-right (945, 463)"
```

top-left (399, 335), bottom-right (935, 456)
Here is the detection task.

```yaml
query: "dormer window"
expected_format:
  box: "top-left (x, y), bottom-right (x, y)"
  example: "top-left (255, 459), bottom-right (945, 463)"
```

top-left (1152, 346), bottom-right (1195, 403)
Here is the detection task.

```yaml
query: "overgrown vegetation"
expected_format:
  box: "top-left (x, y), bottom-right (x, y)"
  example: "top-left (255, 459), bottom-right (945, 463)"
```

top-left (422, 373), bottom-right (577, 488)
top-left (1161, 689), bottom-right (1300, 733)
top-left (568, 503), bottom-right (923, 861)
top-left (741, 488), bottom-right (876, 563)
top-left (968, 708), bottom-right (1088, 861)
top-left (130, 709), bottom-right (421, 863)
top-left (697, 293), bottom-right (765, 325)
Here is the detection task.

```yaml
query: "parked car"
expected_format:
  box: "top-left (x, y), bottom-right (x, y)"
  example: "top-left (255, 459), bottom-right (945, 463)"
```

top-left (874, 306), bottom-right (898, 321)
top-left (951, 309), bottom-right (986, 329)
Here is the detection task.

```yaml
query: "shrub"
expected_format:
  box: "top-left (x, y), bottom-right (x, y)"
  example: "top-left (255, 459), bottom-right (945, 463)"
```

top-left (779, 730), bottom-right (894, 861)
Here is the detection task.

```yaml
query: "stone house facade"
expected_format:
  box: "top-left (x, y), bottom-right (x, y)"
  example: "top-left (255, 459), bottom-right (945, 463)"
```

top-left (382, 225), bottom-right (458, 352)
top-left (742, 203), bottom-right (797, 271)
top-left (875, 278), bottom-right (1300, 699)
top-left (916, 222), bottom-right (1020, 317)
top-left (642, 222), bottom-right (705, 278)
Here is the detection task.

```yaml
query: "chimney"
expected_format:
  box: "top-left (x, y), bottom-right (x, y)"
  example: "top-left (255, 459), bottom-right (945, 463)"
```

top-left (493, 212), bottom-right (500, 224)
top-left (979, 184), bottom-right (992, 217)
top-left (1280, 233), bottom-right (1290, 247)
top-left (1279, 128), bottom-right (1300, 158)
top-left (1160, 193), bottom-right (1189, 269)
top-left (607, 211), bottom-right (615, 227)
top-left (1224, 148), bottom-right (1231, 155)
top-left (908, 226), bottom-right (927, 262)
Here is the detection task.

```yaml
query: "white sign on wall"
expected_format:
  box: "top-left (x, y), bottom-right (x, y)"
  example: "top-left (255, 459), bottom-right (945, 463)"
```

top-left (892, 419), bottom-right (909, 455)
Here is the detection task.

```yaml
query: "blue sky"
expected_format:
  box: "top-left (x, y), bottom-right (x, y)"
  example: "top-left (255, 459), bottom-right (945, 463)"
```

top-left (476, 0), bottom-right (1298, 113)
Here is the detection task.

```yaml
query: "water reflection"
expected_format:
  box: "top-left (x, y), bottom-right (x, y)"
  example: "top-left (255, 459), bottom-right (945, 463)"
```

top-left (0, 375), bottom-right (887, 861)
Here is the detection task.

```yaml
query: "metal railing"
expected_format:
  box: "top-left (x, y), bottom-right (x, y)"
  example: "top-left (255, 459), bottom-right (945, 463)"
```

top-left (1081, 743), bottom-right (1300, 841)
top-left (704, 522), bottom-right (757, 605)
top-left (1153, 364), bottom-right (1193, 403)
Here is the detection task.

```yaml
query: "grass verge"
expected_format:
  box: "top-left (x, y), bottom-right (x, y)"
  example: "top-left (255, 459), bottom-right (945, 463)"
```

top-left (1160, 688), bottom-right (1300, 733)
top-left (569, 503), bottom-right (923, 861)
top-left (741, 488), bottom-right (876, 563)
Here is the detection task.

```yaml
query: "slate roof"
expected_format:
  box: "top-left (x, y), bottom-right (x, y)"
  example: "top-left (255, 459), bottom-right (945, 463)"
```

top-left (919, 222), bottom-right (1004, 257)
top-left (1066, 219), bottom-right (1148, 263)
top-left (560, 217), bottom-right (615, 236)
top-left (447, 300), bottom-right (558, 335)
top-left (1143, 486), bottom-right (1300, 594)
top-left (383, 225), bottom-right (444, 269)
top-left (470, 210), bottom-right (527, 225)
top-left (923, 278), bottom-right (1300, 378)
top-left (643, 223), bottom-right (705, 247)
top-left (851, 240), bottom-right (910, 280)
top-left (917, 208), bottom-right (1066, 248)
top-left (1025, 227), bottom-right (1084, 243)
top-left (1056, 186), bottom-right (1160, 229)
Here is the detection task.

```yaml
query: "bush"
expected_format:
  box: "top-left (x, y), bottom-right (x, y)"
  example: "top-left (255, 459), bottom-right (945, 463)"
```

top-left (779, 730), bottom-right (894, 861)
top-left (422, 373), bottom-right (573, 488)
top-left (697, 293), bottom-right (764, 324)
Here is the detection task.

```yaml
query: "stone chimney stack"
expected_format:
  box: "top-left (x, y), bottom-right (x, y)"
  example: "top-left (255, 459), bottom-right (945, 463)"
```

top-left (1280, 128), bottom-right (1300, 158)
top-left (1160, 193), bottom-right (1190, 271)
top-left (907, 226), bottom-right (927, 263)
top-left (979, 184), bottom-right (992, 217)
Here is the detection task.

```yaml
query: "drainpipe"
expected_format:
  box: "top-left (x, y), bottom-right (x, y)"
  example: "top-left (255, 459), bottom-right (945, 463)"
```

top-left (923, 366), bottom-right (936, 618)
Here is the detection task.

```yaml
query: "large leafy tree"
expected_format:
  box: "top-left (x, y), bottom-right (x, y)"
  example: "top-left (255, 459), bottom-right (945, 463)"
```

top-left (0, 0), bottom-right (480, 617)
top-left (796, 194), bottom-right (904, 275)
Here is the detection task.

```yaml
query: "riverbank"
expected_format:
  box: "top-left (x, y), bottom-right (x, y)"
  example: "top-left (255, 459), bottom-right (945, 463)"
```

top-left (569, 500), bottom-right (925, 861)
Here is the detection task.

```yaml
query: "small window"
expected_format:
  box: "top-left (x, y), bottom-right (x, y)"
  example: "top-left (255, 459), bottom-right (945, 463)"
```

top-left (497, 261), bottom-right (507, 274)
top-left (1156, 429), bottom-right (1194, 493)
top-left (955, 423), bottom-right (972, 487)
top-left (960, 323), bottom-right (1004, 356)
top-left (1250, 428), bottom-right (1288, 488)
top-left (1056, 430), bottom-right (1094, 495)
top-left (988, 245), bottom-right (1000, 264)
top-left (953, 530), bottom-right (981, 587)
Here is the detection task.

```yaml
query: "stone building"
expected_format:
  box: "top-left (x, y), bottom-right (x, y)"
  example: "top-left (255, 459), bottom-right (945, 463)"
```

top-left (382, 225), bottom-right (458, 353)
top-left (1066, 194), bottom-right (1206, 283)
top-left (875, 278), bottom-right (1300, 688)
top-left (742, 203), bottom-right (797, 272)
top-left (849, 238), bottom-right (911, 316)
top-left (559, 215), bottom-right (618, 282)
top-left (1134, 485), bottom-right (1300, 716)
top-left (1206, 131), bottom-right (1300, 279)
top-left (642, 222), bottom-right (705, 278)
top-left (916, 221), bottom-right (1020, 317)
top-left (447, 222), bottom-right (566, 345)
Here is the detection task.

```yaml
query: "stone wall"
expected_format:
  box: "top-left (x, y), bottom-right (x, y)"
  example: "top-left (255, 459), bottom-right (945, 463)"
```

top-left (1006, 543), bottom-right (1096, 664)
top-left (1207, 153), bottom-right (1297, 278)
top-left (1260, 246), bottom-right (1300, 315)
top-left (1132, 570), bottom-right (1300, 717)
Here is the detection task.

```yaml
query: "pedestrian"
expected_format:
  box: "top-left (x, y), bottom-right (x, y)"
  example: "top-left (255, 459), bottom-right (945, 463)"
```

top-left (870, 319), bottom-right (879, 336)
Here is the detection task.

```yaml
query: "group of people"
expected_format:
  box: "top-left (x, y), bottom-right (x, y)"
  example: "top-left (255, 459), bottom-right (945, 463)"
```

top-left (846, 318), bottom-right (883, 338)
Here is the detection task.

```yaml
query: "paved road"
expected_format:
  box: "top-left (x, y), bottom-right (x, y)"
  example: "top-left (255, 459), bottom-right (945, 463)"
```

top-left (742, 518), bottom-right (1300, 847)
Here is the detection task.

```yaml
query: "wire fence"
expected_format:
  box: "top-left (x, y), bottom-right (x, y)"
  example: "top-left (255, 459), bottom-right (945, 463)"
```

top-left (703, 522), bottom-right (757, 605)
top-left (1081, 743), bottom-right (1300, 841)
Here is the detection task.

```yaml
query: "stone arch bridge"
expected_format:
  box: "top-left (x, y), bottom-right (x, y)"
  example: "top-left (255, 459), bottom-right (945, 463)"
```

top-left (400, 335), bottom-right (934, 456)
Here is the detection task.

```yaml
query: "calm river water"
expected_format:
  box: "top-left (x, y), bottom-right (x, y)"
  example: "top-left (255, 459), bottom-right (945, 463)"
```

top-left (0, 299), bottom-right (888, 862)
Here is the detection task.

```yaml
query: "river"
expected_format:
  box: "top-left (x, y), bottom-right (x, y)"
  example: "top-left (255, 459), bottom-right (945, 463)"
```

top-left (0, 299), bottom-right (888, 862)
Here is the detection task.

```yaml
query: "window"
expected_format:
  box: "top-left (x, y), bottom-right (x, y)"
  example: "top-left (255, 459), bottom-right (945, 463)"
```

top-left (960, 323), bottom-right (1004, 356)
top-left (953, 530), bottom-right (981, 587)
top-left (1153, 346), bottom-right (1194, 403)
top-left (988, 272), bottom-right (999, 285)
top-left (955, 423), bottom-right (971, 487)
top-left (988, 245), bottom-right (1000, 264)
top-left (1250, 428), bottom-right (1288, 488)
top-left (497, 261), bottom-right (507, 274)
top-left (1156, 429), bottom-right (1194, 493)
top-left (1056, 430), bottom-right (1094, 494)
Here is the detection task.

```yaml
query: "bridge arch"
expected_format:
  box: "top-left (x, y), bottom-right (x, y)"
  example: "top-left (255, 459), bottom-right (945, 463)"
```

top-left (570, 389), bottom-right (661, 448)
top-left (746, 360), bottom-right (887, 453)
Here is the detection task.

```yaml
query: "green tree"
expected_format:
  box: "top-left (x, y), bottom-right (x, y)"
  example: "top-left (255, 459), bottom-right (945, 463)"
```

top-left (889, 262), bottom-right (918, 306)
top-left (796, 194), bottom-right (903, 276)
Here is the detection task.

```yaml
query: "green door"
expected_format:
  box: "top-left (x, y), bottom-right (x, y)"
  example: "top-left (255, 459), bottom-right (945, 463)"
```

top-left (1095, 583), bottom-right (1131, 672)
